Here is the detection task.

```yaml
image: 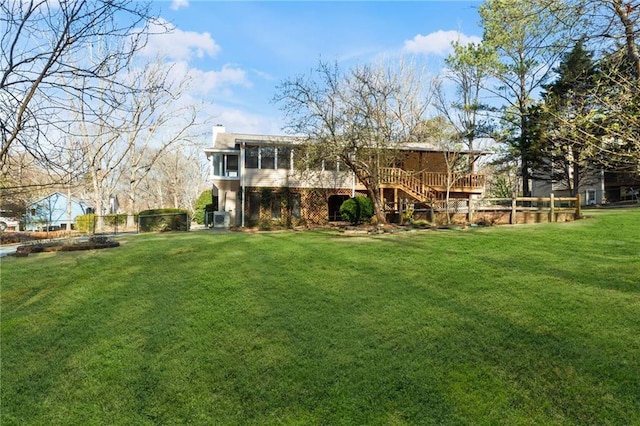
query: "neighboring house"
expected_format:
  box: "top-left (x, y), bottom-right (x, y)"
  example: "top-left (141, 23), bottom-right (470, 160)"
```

top-left (603, 170), bottom-right (640, 204)
top-left (0, 211), bottom-right (20, 232)
top-left (532, 167), bottom-right (640, 206)
top-left (204, 126), bottom-right (487, 227)
top-left (24, 192), bottom-right (94, 231)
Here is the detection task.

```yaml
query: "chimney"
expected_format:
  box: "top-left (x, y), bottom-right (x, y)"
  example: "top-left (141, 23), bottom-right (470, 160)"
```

top-left (212, 124), bottom-right (225, 146)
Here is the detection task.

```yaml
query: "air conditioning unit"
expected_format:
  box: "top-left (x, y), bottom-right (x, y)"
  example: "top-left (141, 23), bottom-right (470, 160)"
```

top-left (213, 211), bottom-right (231, 228)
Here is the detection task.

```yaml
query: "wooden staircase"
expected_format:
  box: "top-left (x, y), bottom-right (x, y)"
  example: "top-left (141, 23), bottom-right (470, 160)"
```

top-left (379, 168), bottom-right (438, 202)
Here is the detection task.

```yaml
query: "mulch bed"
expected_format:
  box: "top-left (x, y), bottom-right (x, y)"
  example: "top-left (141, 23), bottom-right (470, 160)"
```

top-left (14, 238), bottom-right (119, 257)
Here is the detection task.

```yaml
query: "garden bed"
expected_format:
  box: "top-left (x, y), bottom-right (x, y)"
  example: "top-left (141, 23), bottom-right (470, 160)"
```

top-left (14, 236), bottom-right (119, 256)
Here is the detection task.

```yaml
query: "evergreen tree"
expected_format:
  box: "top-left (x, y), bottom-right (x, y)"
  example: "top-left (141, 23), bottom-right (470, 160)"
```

top-left (530, 40), bottom-right (599, 196)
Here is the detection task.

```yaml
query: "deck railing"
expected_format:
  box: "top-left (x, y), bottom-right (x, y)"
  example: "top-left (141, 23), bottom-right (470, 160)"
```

top-left (420, 172), bottom-right (486, 189)
top-left (379, 168), bottom-right (433, 199)
top-left (379, 168), bottom-right (486, 195)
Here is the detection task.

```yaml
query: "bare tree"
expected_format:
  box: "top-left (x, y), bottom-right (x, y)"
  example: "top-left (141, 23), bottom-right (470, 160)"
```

top-left (575, 0), bottom-right (640, 76)
top-left (141, 145), bottom-right (209, 214)
top-left (275, 59), bottom-right (434, 224)
top-left (120, 58), bottom-right (204, 228)
top-left (74, 94), bottom-right (128, 232)
top-left (418, 116), bottom-right (467, 224)
top-left (0, 0), bottom-right (161, 184)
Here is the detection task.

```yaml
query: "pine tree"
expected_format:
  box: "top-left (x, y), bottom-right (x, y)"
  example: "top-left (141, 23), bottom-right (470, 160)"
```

top-left (530, 40), bottom-right (598, 196)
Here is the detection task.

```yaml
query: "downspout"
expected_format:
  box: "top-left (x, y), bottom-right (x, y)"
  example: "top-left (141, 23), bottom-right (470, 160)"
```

top-left (351, 170), bottom-right (356, 197)
top-left (241, 142), bottom-right (245, 228)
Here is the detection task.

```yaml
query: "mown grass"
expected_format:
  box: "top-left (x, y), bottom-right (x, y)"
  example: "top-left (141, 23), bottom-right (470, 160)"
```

top-left (1, 208), bottom-right (639, 425)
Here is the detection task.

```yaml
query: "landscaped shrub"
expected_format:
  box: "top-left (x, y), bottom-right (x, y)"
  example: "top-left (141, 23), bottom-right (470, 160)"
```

top-left (138, 208), bottom-right (190, 232)
top-left (193, 190), bottom-right (214, 225)
top-left (340, 196), bottom-right (374, 225)
top-left (75, 213), bottom-right (133, 233)
top-left (75, 214), bottom-right (97, 233)
top-left (104, 213), bottom-right (128, 227)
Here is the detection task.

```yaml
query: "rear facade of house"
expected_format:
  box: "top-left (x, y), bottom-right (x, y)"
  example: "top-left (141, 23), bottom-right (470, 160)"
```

top-left (204, 126), bottom-right (487, 227)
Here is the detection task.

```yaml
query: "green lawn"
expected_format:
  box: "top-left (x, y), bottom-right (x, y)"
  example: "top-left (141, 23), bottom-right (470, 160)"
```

top-left (1, 208), bottom-right (639, 425)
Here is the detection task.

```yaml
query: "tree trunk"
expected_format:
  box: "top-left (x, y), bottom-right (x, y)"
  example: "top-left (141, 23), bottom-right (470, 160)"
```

top-left (365, 185), bottom-right (386, 224)
top-left (613, 0), bottom-right (640, 79)
top-left (126, 183), bottom-right (136, 230)
top-left (91, 170), bottom-right (104, 233)
top-left (572, 159), bottom-right (580, 197)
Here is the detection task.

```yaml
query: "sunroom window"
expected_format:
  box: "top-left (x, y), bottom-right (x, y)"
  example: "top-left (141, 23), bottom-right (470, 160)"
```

top-left (212, 153), bottom-right (239, 177)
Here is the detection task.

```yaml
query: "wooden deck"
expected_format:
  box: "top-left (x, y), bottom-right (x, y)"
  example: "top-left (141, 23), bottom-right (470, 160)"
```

top-left (379, 167), bottom-right (486, 201)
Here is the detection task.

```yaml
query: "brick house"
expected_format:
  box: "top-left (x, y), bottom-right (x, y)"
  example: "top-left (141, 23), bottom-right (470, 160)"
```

top-left (204, 126), bottom-right (487, 227)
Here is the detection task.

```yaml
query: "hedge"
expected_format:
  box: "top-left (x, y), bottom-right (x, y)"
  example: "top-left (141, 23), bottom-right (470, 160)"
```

top-left (138, 208), bottom-right (190, 232)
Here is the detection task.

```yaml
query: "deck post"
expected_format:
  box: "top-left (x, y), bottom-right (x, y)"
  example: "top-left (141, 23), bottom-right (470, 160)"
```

top-left (468, 196), bottom-right (474, 223)
top-left (549, 193), bottom-right (555, 223)
top-left (510, 197), bottom-right (517, 224)
top-left (575, 193), bottom-right (582, 219)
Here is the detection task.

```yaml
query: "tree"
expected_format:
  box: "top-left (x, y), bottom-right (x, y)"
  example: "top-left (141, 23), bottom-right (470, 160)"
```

top-left (119, 58), bottom-right (203, 229)
top-left (141, 145), bottom-right (209, 215)
top-left (418, 116), bottom-right (467, 224)
top-left (576, 0), bottom-right (640, 77)
top-left (275, 59), bottom-right (434, 224)
top-left (0, 0), bottom-right (160, 185)
top-left (538, 0), bottom-right (640, 173)
top-left (530, 40), bottom-right (600, 195)
top-left (479, 0), bottom-right (577, 196)
top-left (440, 41), bottom-right (496, 171)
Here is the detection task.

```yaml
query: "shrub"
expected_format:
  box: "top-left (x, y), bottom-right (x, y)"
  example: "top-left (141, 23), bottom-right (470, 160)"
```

top-left (138, 208), bottom-right (190, 232)
top-left (75, 213), bottom-right (132, 233)
top-left (193, 190), bottom-right (213, 225)
top-left (340, 196), bottom-right (374, 225)
top-left (104, 213), bottom-right (128, 227)
top-left (75, 214), bottom-right (97, 233)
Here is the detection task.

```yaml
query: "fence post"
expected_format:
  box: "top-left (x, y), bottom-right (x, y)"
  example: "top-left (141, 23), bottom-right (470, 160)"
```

top-left (549, 193), bottom-right (555, 223)
top-left (575, 193), bottom-right (582, 219)
top-left (511, 197), bottom-right (517, 224)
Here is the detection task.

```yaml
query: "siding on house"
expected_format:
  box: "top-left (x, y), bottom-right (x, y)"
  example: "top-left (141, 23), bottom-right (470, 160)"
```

top-left (205, 127), bottom-right (488, 226)
top-left (25, 192), bottom-right (92, 231)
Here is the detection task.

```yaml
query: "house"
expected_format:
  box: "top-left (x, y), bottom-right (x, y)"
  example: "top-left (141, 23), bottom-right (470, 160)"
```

top-left (603, 170), bottom-right (640, 204)
top-left (204, 126), bottom-right (488, 227)
top-left (531, 166), bottom-right (640, 206)
top-left (24, 192), bottom-right (94, 231)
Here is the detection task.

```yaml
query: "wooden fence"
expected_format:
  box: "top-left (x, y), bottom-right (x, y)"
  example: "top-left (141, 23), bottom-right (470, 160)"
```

top-left (469, 194), bottom-right (582, 224)
top-left (392, 194), bottom-right (582, 225)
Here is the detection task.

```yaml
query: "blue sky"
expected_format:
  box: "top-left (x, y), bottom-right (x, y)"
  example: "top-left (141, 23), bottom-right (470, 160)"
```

top-left (145, 1), bottom-right (484, 136)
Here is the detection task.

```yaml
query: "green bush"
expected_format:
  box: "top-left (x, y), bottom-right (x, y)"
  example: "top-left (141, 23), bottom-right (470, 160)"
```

top-left (340, 196), bottom-right (374, 225)
top-left (138, 208), bottom-right (190, 232)
top-left (193, 190), bottom-right (213, 225)
top-left (104, 213), bottom-right (128, 227)
top-left (75, 214), bottom-right (97, 233)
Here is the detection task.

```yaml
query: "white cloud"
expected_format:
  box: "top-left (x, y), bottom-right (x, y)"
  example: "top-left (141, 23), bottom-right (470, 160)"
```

top-left (211, 108), bottom-right (283, 135)
top-left (142, 18), bottom-right (220, 61)
top-left (171, 0), bottom-right (189, 10)
top-left (403, 30), bottom-right (481, 56)
top-left (185, 63), bottom-right (252, 94)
